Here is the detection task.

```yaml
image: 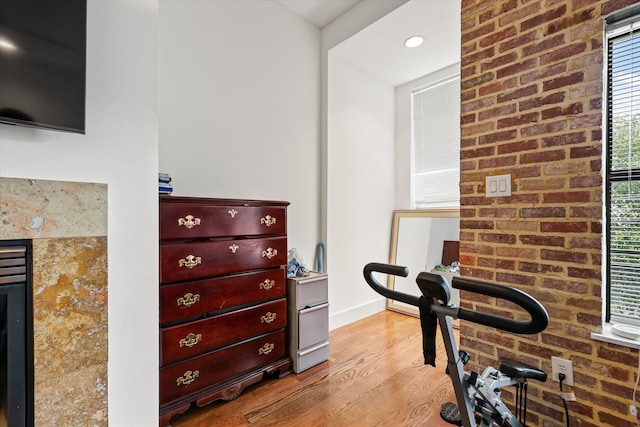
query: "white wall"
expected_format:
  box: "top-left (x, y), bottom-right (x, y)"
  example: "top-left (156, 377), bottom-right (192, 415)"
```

top-left (326, 57), bottom-right (395, 329)
top-left (158, 0), bottom-right (321, 264)
top-left (0, 2), bottom-right (159, 426)
top-left (321, 1), bottom-right (406, 329)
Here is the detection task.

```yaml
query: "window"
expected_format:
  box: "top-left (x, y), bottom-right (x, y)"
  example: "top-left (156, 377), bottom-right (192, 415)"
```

top-left (606, 12), bottom-right (640, 325)
top-left (411, 74), bottom-right (460, 209)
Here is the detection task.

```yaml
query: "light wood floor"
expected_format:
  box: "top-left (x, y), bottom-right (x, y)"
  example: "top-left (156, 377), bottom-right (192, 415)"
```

top-left (170, 310), bottom-right (457, 427)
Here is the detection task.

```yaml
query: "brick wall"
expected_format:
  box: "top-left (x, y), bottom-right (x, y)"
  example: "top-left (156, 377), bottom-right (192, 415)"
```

top-left (460, 1), bottom-right (640, 425)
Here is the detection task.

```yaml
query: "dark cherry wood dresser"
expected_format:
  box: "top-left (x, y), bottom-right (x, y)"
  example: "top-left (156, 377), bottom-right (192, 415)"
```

top-left (159, 196), bottom-right (291, 426)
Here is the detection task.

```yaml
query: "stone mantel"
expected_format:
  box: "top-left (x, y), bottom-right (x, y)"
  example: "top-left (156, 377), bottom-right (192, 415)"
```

top-left (0, 177), bottom-right (108, 426)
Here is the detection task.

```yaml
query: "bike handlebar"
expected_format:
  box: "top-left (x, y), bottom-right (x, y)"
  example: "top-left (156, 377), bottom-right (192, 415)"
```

top-left (450, 276), bottom-right (548, 334)
top-left (362, 263), bottom-right (420, 307)
top-left (363, 262), bottom-right (549, 335)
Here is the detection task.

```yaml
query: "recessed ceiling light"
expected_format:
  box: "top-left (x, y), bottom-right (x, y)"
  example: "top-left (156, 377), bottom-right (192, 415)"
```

top-left (0, 37), bottom-right (17, 51)
top-left (404, 35), bottom-right (424, 48)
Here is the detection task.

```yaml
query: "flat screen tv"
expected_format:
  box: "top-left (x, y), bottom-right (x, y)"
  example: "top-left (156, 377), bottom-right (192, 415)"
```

top-left (0, 0), bottom-right (86, 134)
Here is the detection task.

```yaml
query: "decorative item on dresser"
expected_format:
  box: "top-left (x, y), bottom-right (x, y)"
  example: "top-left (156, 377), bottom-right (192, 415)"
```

top-left (159, 196), bottom-right (292, 427)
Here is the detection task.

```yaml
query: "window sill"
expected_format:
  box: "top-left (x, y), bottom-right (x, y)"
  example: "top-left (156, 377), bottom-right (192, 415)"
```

top-left (591, 323), bottom-right (640, 350)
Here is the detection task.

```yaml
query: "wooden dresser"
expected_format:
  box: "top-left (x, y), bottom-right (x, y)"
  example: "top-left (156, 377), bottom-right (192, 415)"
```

top-left (159, 196), bottom-right (292, 426)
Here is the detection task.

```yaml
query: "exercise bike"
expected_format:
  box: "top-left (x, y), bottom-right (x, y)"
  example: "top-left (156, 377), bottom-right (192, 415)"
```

top-left (363, 263), bottom-right (549, 427)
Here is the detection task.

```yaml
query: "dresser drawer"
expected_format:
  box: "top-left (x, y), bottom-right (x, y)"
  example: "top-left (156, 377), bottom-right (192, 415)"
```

top-left (160, 330), bottom-right (286, 405)
top-left (161, 298), bottom-right (287, 366)
top-left (160, 236), bottom-right (287, 283)
top-left (160, 268), bottom-right (286, 324)
top-left (160, 203), bottom-right (286, 240)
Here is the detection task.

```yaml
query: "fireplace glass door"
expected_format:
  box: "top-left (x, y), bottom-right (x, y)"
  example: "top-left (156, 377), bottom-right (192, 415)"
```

top-left (0, 242), bottom-right (31, 427)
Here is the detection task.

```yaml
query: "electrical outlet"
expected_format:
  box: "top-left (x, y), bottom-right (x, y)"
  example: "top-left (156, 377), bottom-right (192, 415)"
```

top-left (552, 356), bottom-right (574, 386)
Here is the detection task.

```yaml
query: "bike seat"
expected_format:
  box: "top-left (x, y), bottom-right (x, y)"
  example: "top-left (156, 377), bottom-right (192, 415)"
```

top-left (499, 358), bottom-right (547, 382)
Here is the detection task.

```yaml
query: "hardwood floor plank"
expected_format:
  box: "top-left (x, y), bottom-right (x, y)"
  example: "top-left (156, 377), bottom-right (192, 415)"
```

top-left (170, 310), bottom-right (457, 426)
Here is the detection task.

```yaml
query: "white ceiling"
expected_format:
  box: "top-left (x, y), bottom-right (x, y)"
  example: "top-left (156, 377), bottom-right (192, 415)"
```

top-left (275, 0), bottom-right (361, 28)
top-left (278, 0), bottom-right (460, 87)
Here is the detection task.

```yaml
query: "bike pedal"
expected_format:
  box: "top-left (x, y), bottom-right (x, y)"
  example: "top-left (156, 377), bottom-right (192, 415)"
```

top-left (440, 402), bottom-right (462, 426)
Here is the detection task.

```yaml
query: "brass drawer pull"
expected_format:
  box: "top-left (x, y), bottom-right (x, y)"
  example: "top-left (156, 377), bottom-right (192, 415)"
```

top-left (176, 370), bottom-right (199, 386)
top-left (178, 255), bottom-right (201, 269)
top-left (260, 215), bottom-right (276, 227)
top-left (228, 209), bottom-right (238, 218)
top-left (176, 293), bottom-right (200, 307)
top-left (177, 215), bottom-right (201, 229)
top-left (258, 343), bottom-right (274, 356)
top-left (262, 247), bottom-right (277, 259)
top-left (229, 244), bottom-right (239, 253)
top-left (179, 332), bottom-right (203, 348)
top-left (259, 279), bottom-right (275, 290)
top-left (261, 312), bottom-right (276, 324)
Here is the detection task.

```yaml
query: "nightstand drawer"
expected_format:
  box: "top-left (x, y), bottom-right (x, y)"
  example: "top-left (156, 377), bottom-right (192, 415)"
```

top-left (160, 236), bottom-right (287, 283)
top-left (159, 329), bottom-right (286, 405)
top-left (160, 268), bottom-right (286, 324)
top-left (161, 298), bottom-right (287, 365)
top-left (160, 203), bottom-right (286, 239)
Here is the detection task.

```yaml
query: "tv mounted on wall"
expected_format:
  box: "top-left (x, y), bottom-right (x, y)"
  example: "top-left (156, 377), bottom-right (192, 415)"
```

top-left (0, 0), bottom-right (86, 134)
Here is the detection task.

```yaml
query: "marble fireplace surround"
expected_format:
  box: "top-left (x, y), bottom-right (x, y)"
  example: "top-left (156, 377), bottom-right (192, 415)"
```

top-left (0, 178), bottom-right (108, 426)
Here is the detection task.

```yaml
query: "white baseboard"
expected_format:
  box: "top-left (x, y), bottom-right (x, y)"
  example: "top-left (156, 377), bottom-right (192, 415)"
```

top-left (329, 298), bottom-right (386, 331)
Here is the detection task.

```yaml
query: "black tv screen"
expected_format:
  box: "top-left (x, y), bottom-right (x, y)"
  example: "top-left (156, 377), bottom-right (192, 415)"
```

top-left (0, 0), bottom-right (86, 134)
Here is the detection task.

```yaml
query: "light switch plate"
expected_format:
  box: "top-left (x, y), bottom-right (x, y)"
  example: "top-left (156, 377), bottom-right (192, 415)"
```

top-left (486, 174), bottom-right (512, 197)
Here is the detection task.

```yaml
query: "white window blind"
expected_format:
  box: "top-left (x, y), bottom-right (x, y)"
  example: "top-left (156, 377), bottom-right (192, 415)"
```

top-left (411, 74), bottom-right (460, 208)
top-left (606, 15), bottom-right (640, 324)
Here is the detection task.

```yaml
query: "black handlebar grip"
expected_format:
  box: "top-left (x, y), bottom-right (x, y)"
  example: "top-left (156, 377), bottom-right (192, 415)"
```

top-left (363, 263), bottom-right (420, 307)
top-left (452, 276), bottom-right (549, 334)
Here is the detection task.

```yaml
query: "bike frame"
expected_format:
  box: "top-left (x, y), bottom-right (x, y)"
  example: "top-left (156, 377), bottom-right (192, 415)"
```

top-left (363, 263), bottom-right (548, 427)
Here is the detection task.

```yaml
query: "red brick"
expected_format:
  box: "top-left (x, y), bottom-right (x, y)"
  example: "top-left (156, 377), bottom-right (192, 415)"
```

top-left (520, 207), bottom-right (566, 218)
top-left (520, 235), bottom-right (565, 247)
top-left (567, 267), bottom-right (600, 279)
top-left (543, 72), bottom-right (585, 91)
top-left (541, 221), bottom-right (588, 233)
top-left (479, 233), bottom-right (517, 244)
top-left (543, 191), bottom-right (591, 203)
top-left (499, 30), bottom-right (538, 53)
top-left (541, 103), bottom-right (584, 120)
top-left (570, 144), bottom-right (601, 158)
top-left (461, 46), bottom-right (496, 67)
top-left (461, 71), bottom-right (495, 90)
top-left (520, 149), bottom-right (565, 164)
top-left (570, 175), bottom-right (602, 188)
top-left (522, 34), bottom-right (565, 58)
top-left (497, 112), bottom-right (539, 128)
top-left (602, 0), bottom-right (640, 16)
top-left (478, 130), bottom-right (518, 145)
top-left (478, 76), bottom-right (518, 96)
top-left (521, 5), bottom-right (567, 31)
top-left (570, 237), bottom-right (601, 249)
top-left (541, 131), bottom-right (586, 147)
top-left (520, 62), bottom-right (567, 86)
top-left (461, 95), bottom-right (495, 113)
top-left (477, 257), bottom-right (516, 270)
top-left (497, 85), bottom-right (539, 103)
top-left (546, 8), bottom-right (596, 35)
top-left (498, 2), bottom-right (541, 27)
top-left (478, 104), bottom-right (517, 121)
top-left (519, 92), bottom-right (566, 111)
top-left (496, 58), bottom-right (537, 79)
top-left (462, 22), bottom-right (496, 44)
top-left (521, 120), bottom-right (567, 137)
top-left (460, 220), bottom-right (495, 230)
top-left (540, 43), bottom-right (588, 65)
top-left (480, 26), bottom-right (517, 48)
top-left (541, 248), bottom-right (588, 264)
top-left (461, 113), bottom-right (476, 124)
top-left (478, 155), bottom-right (517, 169)
top-left (498, 139), bottom-right (538, 154)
